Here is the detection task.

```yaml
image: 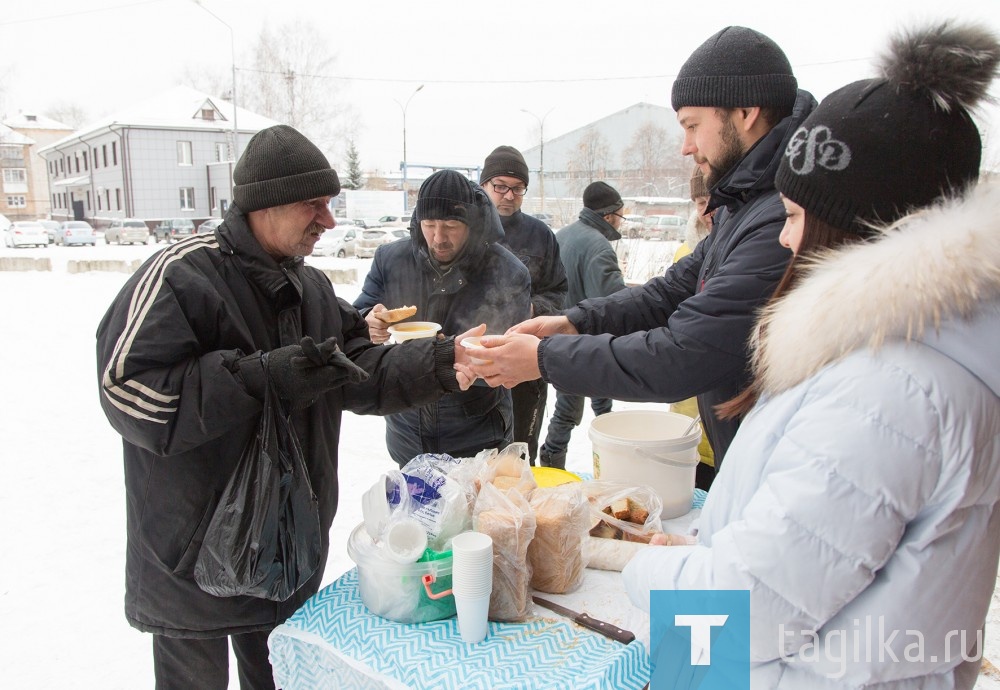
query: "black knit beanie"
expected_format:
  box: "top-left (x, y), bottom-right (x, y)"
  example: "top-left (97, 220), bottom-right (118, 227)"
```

top-left (583, 181), bottom-right (623, 215)
top-left (776, 21), bottom-right (999, 236)
top-left (479, 145), bottom-right (530, 185)
top-left (415, 170), bottom-right (479, 225)
top-left (671, 26), bottom-right (797, 111)
top-left (232, 124), bottom-right (341, 212)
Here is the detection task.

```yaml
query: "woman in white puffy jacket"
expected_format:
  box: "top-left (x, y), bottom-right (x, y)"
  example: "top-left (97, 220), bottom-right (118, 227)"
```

top-left (622, 22), bottom-right (1000, 689)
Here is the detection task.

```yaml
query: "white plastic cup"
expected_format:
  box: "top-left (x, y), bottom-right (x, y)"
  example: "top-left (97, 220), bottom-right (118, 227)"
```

top-left (460, 336), bottom-right (498, 366)
top-left (454, 593), bottom-right (490, 644)
top-left (383, 518), bottom-right (428, 564)
top-left (450, 531), bottom-right (493, 597)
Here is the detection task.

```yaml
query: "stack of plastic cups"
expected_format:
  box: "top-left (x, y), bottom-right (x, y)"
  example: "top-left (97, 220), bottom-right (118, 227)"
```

top-left (449, 531), bottom-right (494, 644)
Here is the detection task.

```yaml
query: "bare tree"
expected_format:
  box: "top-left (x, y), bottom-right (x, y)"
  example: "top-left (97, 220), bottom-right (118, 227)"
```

top-left (621, 121), bottom-right (686, 196)
top-left (240, 20), bottom-right (353, 158)
top-left (566, 129), bottom-right (611, 197)
top-left (43, 103), bottom-right (90, 129)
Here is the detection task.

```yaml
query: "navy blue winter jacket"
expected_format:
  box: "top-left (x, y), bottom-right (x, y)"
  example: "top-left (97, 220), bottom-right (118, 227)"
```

top-left (538, 89), bottom-right (817, 465)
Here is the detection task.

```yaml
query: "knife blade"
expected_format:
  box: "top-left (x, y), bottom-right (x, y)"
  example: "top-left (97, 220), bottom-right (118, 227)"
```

top-left (532, 596), bottom-right (636, 644)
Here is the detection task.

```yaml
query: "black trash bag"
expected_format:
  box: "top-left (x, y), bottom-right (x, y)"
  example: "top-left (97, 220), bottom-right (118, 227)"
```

top-left (194, 353), bottom-right (322, 601)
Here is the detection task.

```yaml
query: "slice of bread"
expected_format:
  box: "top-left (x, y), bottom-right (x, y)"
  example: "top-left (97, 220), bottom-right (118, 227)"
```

top-left (378, 305), bottom-right (417, 323)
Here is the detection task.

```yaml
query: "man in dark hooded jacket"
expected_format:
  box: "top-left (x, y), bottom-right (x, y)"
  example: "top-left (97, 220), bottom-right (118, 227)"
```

top-left (354, 169), bottom-right (531, 466)
top-left (463, 27), bottom-right (816, 484)
top-left (97, 125), bottom-right (475, 689)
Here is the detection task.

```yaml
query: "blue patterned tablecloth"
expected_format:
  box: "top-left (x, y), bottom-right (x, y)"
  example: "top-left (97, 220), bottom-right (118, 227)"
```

top-left (269, 568), bottom-right (650, 690)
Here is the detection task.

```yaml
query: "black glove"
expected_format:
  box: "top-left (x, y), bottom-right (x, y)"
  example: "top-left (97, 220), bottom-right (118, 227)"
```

top-left (238, 337), bottom-right (369, 404)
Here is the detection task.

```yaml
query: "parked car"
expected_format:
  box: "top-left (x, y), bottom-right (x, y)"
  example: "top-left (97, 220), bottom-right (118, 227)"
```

top-left (620, 214), bottom-right (645, 239)
top-left (532, 213), bottom-right (555, 228)
top-left (197, 218), bottom-right (224, 234)
top-left (37, 219), bottom-right (61, 244)
top-left (3, 221), bottom-right (49, 248)
top-left (356, 218), bottom-right (384, 229)
top-left (105, 218), bottom-right (149, 245)
top-left (56, 220), bottom-right (98, 246)
top-left (641, 214), bottom-right (686, 241)
top-left (154, 218), bottom-right (196, 243)
top-left (378, 214), bottom-right (412, 227)
top-left (313, 226), bottom-right (358, 258)
top-left (355, 227), bottom-right (408, 258)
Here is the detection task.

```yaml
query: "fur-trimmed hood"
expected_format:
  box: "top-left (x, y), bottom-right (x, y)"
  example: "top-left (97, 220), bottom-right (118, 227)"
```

top-left (752, 182), bottom-right (1000, 397)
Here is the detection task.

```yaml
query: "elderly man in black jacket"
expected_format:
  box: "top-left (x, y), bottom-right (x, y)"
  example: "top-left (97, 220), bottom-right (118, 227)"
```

top-left (479, 145), bottom-right (567, 465)
top-left (463, 27), bottom-right (816, 484)
top-left (354, 169), bottom-right (531, 466)
top-left (97, 125), bottom-right (476, 689)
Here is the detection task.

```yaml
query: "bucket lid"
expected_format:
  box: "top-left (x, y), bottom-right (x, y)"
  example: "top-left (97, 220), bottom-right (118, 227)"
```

top-left (589, 410), bottom-right (701, 447)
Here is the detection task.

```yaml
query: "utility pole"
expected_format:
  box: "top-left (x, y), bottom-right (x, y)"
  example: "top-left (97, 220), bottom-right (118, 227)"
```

top-left (521, 108), bottom-right (554, 213)
top-left (394, 84), bottom-right (424, 212)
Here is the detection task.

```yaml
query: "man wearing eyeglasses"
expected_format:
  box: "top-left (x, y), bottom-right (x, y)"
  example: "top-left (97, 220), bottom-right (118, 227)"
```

top-left (479, 145), bottom-right (568, 465)
top-left (538, 181), bottom-right (626, 469)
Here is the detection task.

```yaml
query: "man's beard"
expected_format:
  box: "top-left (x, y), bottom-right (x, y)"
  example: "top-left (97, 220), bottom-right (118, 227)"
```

top-left (705, 116), bottom-right (746, 189)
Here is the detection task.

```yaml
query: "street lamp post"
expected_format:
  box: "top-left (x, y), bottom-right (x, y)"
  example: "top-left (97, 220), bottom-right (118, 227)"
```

top-left (520, 108), bottom-right (553, 213)
top-left (194, 0), bottom-right (239, 161)
top-left (394, 84), bottom-right (424, 212)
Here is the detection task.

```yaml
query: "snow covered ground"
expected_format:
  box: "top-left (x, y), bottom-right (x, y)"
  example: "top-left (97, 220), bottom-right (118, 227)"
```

top-left (0, 238), bottom-right (996, 688)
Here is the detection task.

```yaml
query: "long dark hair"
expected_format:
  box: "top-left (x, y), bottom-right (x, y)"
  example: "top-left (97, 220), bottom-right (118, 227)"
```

top-left (716, 214), bottom-right (866, 420)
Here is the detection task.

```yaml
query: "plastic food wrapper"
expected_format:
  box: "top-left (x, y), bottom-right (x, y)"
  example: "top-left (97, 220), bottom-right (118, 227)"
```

top-left (583, 481), bottom-right (665, 543)
top-left (474, 481), bottom-right (536, 622)
top-left (386, 454), bottom-right (472, 551)
top-left (477, 442), bottom-right (538, 495)
top-left (527, 483), bottom-right (590, 593)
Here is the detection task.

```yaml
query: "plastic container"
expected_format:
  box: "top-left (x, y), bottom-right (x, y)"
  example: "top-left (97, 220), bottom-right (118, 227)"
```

top-left (347, 522), bottom-right (456, 624)
top-left (388, 321), bottom-right (441, 342)
top-left (588, 410), bottom-right (701, 519)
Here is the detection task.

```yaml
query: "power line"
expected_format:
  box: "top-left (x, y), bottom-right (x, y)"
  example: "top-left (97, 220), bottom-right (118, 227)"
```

top-left (239, 56), bottom-right (873, 86)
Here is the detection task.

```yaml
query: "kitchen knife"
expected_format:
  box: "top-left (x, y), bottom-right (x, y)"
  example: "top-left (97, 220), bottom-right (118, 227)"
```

top-left (532, 596), bottom-right (636, 644)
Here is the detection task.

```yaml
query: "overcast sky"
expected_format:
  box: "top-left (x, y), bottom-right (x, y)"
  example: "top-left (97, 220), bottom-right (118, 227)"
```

top-left (2, 0), bottom-right (999, 173)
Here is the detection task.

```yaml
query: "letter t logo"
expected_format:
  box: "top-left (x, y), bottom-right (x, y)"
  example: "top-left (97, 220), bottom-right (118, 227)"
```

top-left (674, 614), bottom-right (729, 665)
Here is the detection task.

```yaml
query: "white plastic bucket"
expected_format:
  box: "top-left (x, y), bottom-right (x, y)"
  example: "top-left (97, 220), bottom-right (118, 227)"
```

top-left (589, 410), bottom-right (701, 519)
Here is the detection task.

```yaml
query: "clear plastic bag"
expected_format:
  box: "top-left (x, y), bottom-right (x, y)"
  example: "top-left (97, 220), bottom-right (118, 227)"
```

top-left (583, 480), bottom-right (664, 543)
top-left (387, 453), bottom-right (472, 551)
top-left (474, 481), bottom-right (536, 622)
top-left (194, 356), bottom-right (322, 601)
top-left (527, 483), bottom-right (590, 594)
top-left (476, 442), bottom-right (537, 495)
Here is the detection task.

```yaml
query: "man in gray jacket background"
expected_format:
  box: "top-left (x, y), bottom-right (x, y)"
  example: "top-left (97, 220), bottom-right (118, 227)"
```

top-left (538, 181), bottom-right (626, 469)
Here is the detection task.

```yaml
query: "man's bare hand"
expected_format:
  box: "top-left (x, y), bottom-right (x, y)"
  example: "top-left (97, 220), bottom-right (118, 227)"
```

top-left (468, 333), bottom-right (542, 389)
top-left (365, 305), bottom-right (391, 344)
top-left (506, 315), bottom-right (577, 338)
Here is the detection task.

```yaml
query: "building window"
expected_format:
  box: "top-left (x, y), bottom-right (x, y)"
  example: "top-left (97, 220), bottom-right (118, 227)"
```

top-left (1, 145), bottom-right (21, 160)
top-left (180, 187), bottom-right (195, 210)
top-left (93, 147), bottom-right (99, 169)
top-left (112, 141), bottom-right (118, 166)
top-left (95, 191), bottom-right (100, 210)
top-left (87, 191), bottom-right (92, 210)
top-left (6, 195), bottom-right (26, 208)
top-left (116, 188), bottom-right (122, 210)
top-left (74, 152), bottom-right (80, 173)
top-left (3, 169), bottom-right (26, 184)
top-left (102, 145), bottom-right (108, 167)
top-left (214, 142), bottom-right (229, 162)
top-left (83, 151), bottom-right (88, 171)
top-left (201, 108), bottom-right (215, 121)
top-left (210, 186), bottom-right (217, 211)
top-left (177, 141), bottom-right (193, 166)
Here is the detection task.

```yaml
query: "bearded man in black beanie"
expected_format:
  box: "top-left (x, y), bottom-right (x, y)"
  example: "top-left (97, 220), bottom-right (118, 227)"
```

top-left (465, 27), bottom-right (816, 487)
top-left (97, 125), bottom-right (479, 689)
top-left (354, 169), bottom-right (531, 465)
top-left (479, 145), bottom-right (567, 465)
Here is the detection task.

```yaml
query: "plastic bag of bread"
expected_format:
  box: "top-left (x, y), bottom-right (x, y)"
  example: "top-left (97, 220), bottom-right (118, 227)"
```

top-left (473, 481), bottom-right (536, 622)
top-left (583, 481), bottom-right (664, 543)
top-left (477, 442), bottom-right (537, 496)
top-left (527, 483), bottom-right (590, 593)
